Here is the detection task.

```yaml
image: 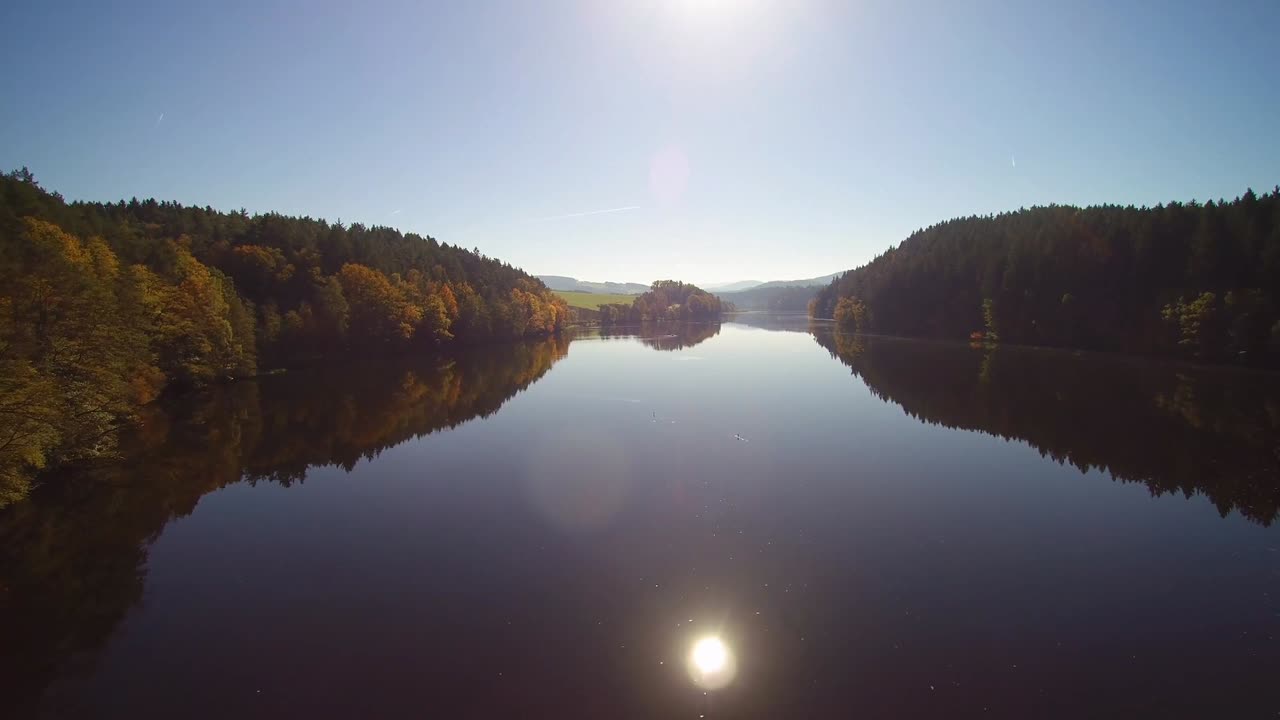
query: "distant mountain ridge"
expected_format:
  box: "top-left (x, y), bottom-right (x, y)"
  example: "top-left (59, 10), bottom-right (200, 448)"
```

top-left (539, 272), bottom-right (841, 299)
top-left (704, 273), bottom-right (840, 293)
top-left (753, 273), bottom-right (840, 289)
top-left (715, 284), bottom-right (822, 312)
top-left (537, 275), bottom-right (648, 295)
top-left (708, 274), bottom-right (839, 312)
top-left (702, 280), bottom-right (763, 292)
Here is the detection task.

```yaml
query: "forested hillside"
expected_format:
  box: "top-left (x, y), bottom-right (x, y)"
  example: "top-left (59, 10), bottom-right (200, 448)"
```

top-left (811, 188), bottom-right (1280, 364)
top-left (0, 169), bottom-right (567, 505)
top-left (597, 280), bottom-right (731, 324)
top-left (717, 284), bottom-right (821, 312)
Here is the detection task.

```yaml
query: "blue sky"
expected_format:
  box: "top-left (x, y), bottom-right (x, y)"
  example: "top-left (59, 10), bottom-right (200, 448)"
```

top-left (2, 0), bottom-right (1278, 285)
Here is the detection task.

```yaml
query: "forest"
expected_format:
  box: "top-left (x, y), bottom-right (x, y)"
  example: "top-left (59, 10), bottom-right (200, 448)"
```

top-left (810, 188), bottom-right (1280, 365)
top-left (0, 169), bottom-right (568, 507)
top-left (596, 280), bottom-right (732, 325)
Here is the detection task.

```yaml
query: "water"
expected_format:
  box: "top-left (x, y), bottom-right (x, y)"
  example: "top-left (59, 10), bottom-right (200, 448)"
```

top-left (2, 316), bottom-right (1278, 718)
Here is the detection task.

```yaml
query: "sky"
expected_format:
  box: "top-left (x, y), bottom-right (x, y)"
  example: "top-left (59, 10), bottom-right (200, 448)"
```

top-left (2, 0), bottom-right (1278, 286)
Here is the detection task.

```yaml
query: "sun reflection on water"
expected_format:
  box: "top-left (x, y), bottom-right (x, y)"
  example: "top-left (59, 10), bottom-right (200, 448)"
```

top-left (687, 635), bottom-right (737, 690)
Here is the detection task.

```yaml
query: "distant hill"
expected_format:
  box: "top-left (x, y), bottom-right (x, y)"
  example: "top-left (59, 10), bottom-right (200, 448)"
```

top-left (710, 273), bottom-right (840, 311)
top-left (753, 273), bottom-right (840, 289)
top-left (702, 280), bottom-right (763, 292)
top-left (538, 275), bottom-right (648, 295)
top-left (703, 274), bottom-right (839, 294)
top-left (716, 284), bottom-right (825, 312)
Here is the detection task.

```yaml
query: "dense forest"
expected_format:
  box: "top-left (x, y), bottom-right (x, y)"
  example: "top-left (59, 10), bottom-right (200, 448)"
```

top-left (597, 280), bottom-right (732, 325)
top-left (810, 188), bottom-right (1280, 365)
top-left (0, 169), bottom-right (568, 507)
top-left (814, 330), bottom-right (1280, 526)
top-left (0, 337), bottom-right (568, 708)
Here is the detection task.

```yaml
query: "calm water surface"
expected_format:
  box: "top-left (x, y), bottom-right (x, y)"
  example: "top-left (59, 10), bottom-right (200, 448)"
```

top-left (3, 316), bottom-right (1278, 718)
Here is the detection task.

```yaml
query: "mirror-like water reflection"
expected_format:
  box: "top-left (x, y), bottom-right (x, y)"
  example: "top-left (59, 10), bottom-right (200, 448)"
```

top-left (0, 337), bottom-right (569, 712)
top-left (814, 329), bottom-right (1280, 526)
top-left (1, 318), bottom-right (1276, 718)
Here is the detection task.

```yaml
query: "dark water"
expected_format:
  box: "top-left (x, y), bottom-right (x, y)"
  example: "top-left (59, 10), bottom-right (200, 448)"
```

top-left (2, 316), bottom-right (1278, 718)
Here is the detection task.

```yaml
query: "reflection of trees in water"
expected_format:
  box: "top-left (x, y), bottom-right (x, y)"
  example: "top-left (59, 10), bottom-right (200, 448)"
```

top-left (724, 312), bottom-right (816, 334)
top-left (0, 336), bottom-right (568, 710)
top-left (813, 330), bottom-right (1280, 526)
top-left (591, 322), bottom-right (721, 351)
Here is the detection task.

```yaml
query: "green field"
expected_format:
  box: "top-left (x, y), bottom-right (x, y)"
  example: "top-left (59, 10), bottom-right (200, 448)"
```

top-left (553, 290), bottom-right (637, 310)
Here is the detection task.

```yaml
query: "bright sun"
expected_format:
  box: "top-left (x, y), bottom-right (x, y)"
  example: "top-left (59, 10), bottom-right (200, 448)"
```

top-left (691, 636), bottom-right (728, 674)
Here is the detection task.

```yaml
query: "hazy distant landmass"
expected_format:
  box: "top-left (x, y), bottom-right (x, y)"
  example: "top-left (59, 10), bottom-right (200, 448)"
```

top-left (753, 273), bottom-right (840, 289)
top-left (717, 284), bottom-right (824, 312)
top-left (705, 274), bottom-right (840, 294)
top-left (537, 275), bottom-right (648, 295)
top-left (544, 274), bottom-right (839, 297)
top-left (702, 280), bottom-right (763, 292)
top-left (712, 274), bottom-right (840, 311)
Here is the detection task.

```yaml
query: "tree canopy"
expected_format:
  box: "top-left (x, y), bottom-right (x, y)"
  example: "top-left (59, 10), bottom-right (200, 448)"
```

top-left (0, 169), bottom-right (567, 506)
top-left (810, 188), bottom-right (1280, 365)
top-left (597, 280), bottom-right (732, 325)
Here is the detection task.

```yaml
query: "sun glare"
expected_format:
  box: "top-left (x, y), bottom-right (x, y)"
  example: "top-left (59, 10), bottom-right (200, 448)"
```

top-left (683, 0), bottom-right (730, 11)
top-left (692, 636), bottom-right (728, 673)
top-left (668, 0), bottom-right (768, 23)
top-left (687, 635), bottom-right (737, 690)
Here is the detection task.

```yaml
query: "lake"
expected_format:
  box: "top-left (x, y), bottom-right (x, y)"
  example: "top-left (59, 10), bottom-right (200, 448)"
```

top-left (2, 315), bottom-right (1278, 718)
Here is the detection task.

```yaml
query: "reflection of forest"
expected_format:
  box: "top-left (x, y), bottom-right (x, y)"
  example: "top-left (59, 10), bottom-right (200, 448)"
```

top-left (724, 312), bottom-right (817, 333)
top-left (592, 322), bottom-right (722, 351)
top-left (0, 336), bottom-right (568, 710)
top-left (814, 329), bottom-right (1280, 526)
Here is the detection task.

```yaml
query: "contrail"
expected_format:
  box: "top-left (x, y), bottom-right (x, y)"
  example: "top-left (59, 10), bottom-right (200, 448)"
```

top-left (155, 112), bottom-right (164, 128)
top-left (532, 206), bottom-right (640, 222)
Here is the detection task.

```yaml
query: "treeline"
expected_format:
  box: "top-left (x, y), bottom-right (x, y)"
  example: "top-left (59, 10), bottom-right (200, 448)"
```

top-left (0, 337), bottom-right (567, 707)
top-left (810, 188), bottom-right (1280, 364)
top-left (814, 331), bottom-right (1280, 526)
top-left (597, 280), bottom-right (732, 325)
top-left (0, 169), bottom-right (567, 506)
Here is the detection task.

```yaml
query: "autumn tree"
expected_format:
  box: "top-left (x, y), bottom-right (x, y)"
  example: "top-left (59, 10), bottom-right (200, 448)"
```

top-left (0, 169), bottom-right (569, 504)
top-left (339, 263), bottom-right (417, 343)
